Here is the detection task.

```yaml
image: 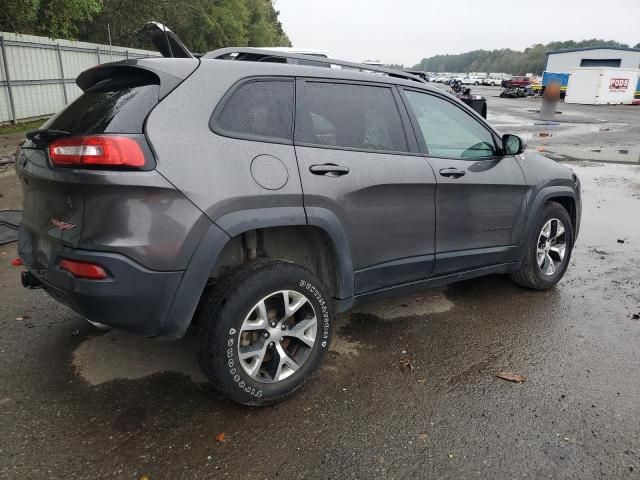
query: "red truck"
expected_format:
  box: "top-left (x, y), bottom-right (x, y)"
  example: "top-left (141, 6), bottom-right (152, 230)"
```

top-left (502, 76), bottom-right (532, 88)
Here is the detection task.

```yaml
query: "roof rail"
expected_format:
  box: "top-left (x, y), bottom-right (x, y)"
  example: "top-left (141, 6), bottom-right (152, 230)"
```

top-left (204, 47), bottom-right (427, 84)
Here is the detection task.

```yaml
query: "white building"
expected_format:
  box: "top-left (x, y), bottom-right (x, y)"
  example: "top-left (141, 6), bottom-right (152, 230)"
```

top-left (546, 47), bottom-right (640, 72)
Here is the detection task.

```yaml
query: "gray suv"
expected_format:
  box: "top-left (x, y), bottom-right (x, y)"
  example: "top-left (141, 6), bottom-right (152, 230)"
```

top-left (16, 49), bottom-right (581, 406)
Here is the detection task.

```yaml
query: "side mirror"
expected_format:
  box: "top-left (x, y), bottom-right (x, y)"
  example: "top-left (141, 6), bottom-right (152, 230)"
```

top-left (502, 134), bottom-right (527, 155)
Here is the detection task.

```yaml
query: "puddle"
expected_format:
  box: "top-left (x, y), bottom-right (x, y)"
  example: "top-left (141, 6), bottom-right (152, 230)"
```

top-left (545, 146), bottom-right (640, 163)
top-left (73, 324), bottom-right (366, 384)
top-left (526, 109), bottom-right (563, 115)
top-left (73, 331), bottom-right (207, 385)
top-left (351, 289), bottom-right (454, 320)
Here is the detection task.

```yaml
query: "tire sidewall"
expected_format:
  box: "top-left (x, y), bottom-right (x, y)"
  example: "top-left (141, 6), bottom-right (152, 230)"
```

top-left (208, 263), bottom-right (332, 404)
top-left (526, 204), bottom-right (574, 287)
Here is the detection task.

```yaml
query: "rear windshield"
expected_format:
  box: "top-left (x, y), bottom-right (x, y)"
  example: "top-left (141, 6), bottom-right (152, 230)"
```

top-left (44, 74), bottom-right (160, 134)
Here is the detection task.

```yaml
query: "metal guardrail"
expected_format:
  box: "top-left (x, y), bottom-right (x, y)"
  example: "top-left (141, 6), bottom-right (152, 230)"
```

top-left (0, 34), bottom-right (157, 124)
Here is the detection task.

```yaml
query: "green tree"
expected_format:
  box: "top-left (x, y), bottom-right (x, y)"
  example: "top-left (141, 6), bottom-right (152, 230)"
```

top-left (1, 0), bottom-right (290, 53)
top-left (245, 0), bottom-right (291, 47)
top-left (414, 39), bottom-right (631, 74)
top-left (39, 0), bottom-right (102, 38)
top-left (1, 0), bottom-right (102, 38)
top-left (0, 0), bottom-right (40, 33)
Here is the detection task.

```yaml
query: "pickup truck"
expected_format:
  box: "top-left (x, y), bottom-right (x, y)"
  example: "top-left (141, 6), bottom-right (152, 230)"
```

top-left (501, 76), bottom-right (532, 88)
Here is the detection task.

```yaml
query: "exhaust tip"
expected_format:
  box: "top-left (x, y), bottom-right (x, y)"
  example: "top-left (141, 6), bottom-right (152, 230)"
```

top-left (21, 271), bottom-right (42, 288)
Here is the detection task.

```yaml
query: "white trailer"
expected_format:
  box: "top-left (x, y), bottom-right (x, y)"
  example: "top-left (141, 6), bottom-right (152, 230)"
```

top-left (565, 67), bottom-right (639, 105)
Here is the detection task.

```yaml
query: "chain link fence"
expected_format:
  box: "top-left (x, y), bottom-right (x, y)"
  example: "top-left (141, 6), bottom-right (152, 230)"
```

top-left (0, 32), bottom-right (159, 124)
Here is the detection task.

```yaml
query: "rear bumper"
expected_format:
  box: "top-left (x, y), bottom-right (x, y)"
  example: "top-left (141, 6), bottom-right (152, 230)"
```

top-left (20, 244), bottom-right (183, 337)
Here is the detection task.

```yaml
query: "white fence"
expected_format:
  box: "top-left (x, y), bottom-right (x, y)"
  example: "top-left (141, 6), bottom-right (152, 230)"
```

top-left (0, 32), bottom-right (159, 124)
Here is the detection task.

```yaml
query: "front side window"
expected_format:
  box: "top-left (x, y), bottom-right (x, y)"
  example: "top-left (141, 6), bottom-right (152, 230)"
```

top-left (403, 90), bottom-right (497, 159)
top-left (212, 79), bottom-right (294, 142)
top-left (296, 82), bottom-right (408, 153)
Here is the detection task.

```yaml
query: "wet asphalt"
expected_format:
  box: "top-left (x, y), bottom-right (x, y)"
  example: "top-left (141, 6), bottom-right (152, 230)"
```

top-left (1, 95), bottom-right (640, 479)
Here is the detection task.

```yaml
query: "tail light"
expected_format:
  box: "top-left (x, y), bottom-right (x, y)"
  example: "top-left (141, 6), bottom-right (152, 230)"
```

top-left (49, 136), bottom-right (145, 168)
top-left (59, 259), bottom-right (108, 280)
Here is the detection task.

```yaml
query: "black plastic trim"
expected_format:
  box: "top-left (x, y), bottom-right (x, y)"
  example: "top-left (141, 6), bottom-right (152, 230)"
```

top-left (336, 262), bottom-right (519, 313)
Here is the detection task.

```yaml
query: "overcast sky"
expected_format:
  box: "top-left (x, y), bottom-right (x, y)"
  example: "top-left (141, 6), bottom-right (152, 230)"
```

top-left (275, 0), bottom-right (639, 66)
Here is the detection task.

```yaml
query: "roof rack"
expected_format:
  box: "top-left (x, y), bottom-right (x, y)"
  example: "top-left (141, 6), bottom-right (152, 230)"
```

top-left (204, 47), bottom-right (427, 84)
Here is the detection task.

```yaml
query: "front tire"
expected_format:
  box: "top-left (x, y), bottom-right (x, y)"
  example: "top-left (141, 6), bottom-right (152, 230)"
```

top-left (510, 202), bottom-right (574, 290)
top-left (197, 260), bottom-right (333, 406)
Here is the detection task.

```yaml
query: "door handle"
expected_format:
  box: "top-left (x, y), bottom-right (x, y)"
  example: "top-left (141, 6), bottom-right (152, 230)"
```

top-left (439, 167), bottom-right (466, 179)
top-left (309, 163), bottom-right (350, 177)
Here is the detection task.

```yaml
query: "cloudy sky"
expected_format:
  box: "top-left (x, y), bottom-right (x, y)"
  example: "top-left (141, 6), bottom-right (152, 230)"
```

top-left (276, 0), bottom-right (639, 66)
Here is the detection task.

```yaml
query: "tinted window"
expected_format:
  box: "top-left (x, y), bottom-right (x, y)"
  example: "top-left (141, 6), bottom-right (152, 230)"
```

top-left (213, 80), bottom-right (294, 142)
top-left (404, 90), bottom-right (497, 158)
top-left (45, 76), bottom-right (159, 134)
top-left (297, 82), bottom-right (407, 152)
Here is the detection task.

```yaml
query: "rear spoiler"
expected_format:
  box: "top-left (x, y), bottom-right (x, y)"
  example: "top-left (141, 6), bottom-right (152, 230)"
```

top-left (76, 58), bottom-right (199, 99)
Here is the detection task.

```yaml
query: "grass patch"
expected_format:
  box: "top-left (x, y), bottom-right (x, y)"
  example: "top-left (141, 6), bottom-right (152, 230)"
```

top-left (0, 119), bottom-right (48, 135)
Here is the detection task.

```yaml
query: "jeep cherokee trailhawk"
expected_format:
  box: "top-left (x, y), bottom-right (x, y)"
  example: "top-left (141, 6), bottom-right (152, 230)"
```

top-left (16, 42), bottom-right (581, 406)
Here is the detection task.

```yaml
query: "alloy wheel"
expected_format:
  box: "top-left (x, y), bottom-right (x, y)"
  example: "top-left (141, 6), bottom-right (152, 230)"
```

top-left (237, 290), bottom-right (317, 383)
top-left (537, 218), bottom-right (567, 276)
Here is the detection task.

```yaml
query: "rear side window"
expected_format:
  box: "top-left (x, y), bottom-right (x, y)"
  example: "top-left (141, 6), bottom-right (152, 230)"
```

top-left (45, 73), bottom-right (160, 134)
top-left (212, 79), bottom-right (294, 142)
top-left (296, 82), bottom-right (408, 153)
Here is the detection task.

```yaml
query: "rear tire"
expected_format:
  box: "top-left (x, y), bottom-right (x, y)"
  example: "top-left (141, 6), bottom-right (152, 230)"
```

top-left (197, 260), bottom-right (333, 406)
top-left (510, 202), bottom-right (574, 290)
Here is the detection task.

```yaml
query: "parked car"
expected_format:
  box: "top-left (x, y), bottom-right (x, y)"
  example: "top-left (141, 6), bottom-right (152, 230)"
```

top-left (462, 75), bottom-right (485, 85)
top-left (502, 76), bottom-right (532, 88)
top-left (16, 36), bottom-right (581, 406)
top-left (482, 76), bottom-right (502, 86)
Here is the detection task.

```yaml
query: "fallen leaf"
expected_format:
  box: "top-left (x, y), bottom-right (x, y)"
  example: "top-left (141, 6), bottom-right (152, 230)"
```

top-left (215, 432), bottom-right (226, 443)
top-left (418, 432), bottom-right (428, 440)
top-left (496, 371), bottom-right (527, 383)
top-left (417, 378), bottom-right (427, 384)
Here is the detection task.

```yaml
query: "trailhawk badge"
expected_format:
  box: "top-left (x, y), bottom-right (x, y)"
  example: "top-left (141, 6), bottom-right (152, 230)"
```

top-left (50, 218), bottom-right (76, 230)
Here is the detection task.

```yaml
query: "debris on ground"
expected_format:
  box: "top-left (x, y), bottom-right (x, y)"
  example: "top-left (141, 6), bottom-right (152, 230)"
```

top-left (617, 239), bottom-right (625, 244)
top-left (417, 378), bottom-right (427, 384)
top-left (215, 432), bottom-right (226, 443)
top-left (11, 258), bottom-right (23, 266)
top-left (418, 432), bottom-right (428, 440)
top-left (399, 356), bottom-right (414, 373)
top-left (15, 316), bottom-right (29, 321)
top-left (496, 371), bottom-right (527, 383)
top-left (632, 314), bottom-right (640, 320)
